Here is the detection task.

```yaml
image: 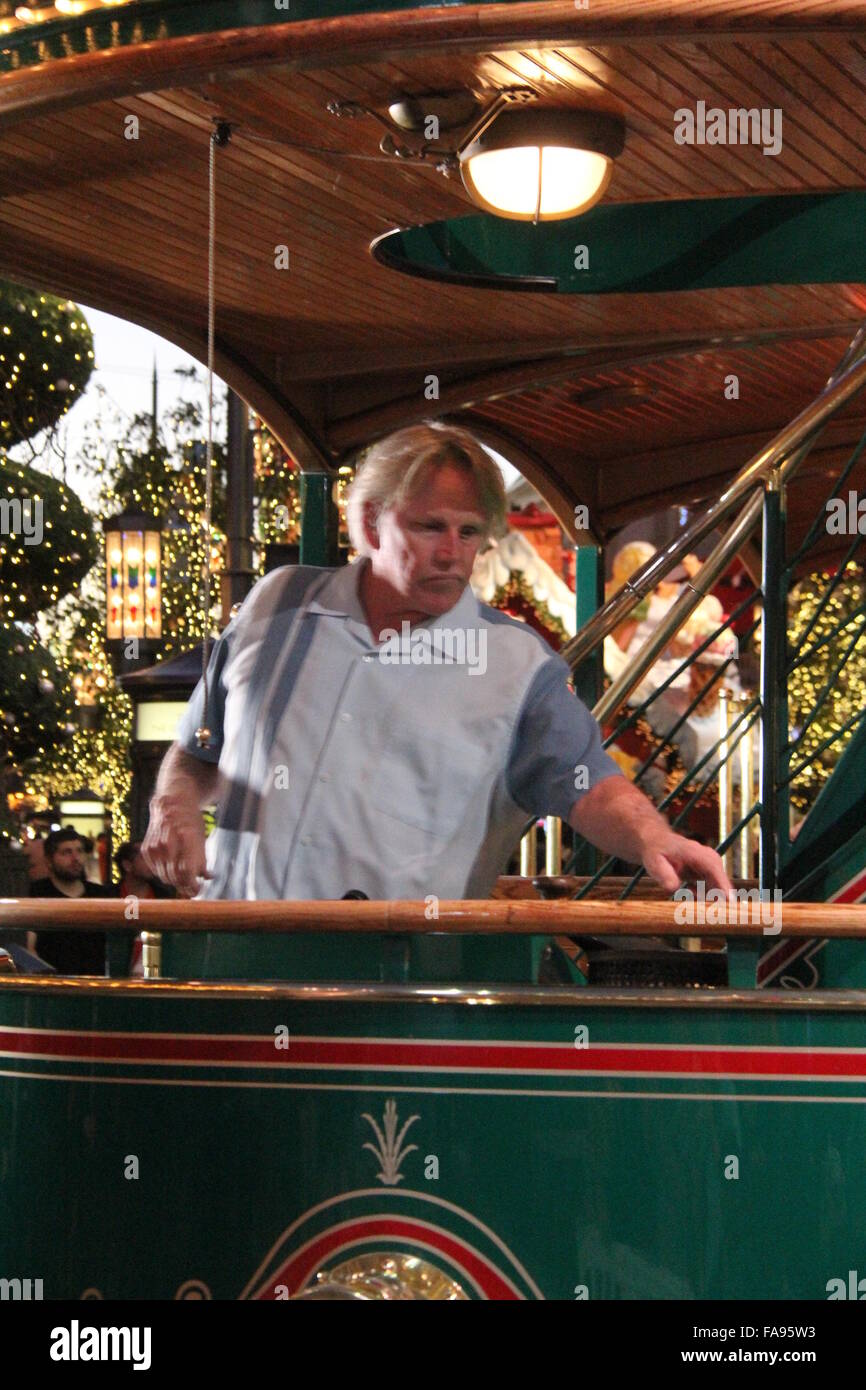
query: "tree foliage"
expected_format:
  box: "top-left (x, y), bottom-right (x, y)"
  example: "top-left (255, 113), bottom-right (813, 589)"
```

top-left (787, 564), bottom-right (866, 812)
top-left (0, 282), bottom-right (94, 451)
top-left (0, 455), bottom-right (97, 622)
top-left (0, 286), bottom-right (95, 835)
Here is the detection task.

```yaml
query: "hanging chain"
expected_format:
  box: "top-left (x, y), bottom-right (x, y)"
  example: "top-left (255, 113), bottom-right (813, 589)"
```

top-left (196, 121), bottom-right (231, 748)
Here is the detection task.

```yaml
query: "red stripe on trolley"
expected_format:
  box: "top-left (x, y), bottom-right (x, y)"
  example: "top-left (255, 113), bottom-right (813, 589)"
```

top-left (758, 868), bottom-right (866, 982)
top-left (253, 1217), bottom-right (520, 1299)
top-left (829, 868), bottom-right (866, 905)
top-left (3, 1029), bottom-right (866, 1078)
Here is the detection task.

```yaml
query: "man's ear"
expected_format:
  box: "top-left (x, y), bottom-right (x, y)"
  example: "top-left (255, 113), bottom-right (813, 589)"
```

top-left (362, 500), bottom-right (381, 550)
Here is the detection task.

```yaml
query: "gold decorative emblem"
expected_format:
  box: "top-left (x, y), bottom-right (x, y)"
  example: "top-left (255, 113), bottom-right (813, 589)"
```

top-left (361, 1099), bottom-right (419, 1186)
top-left (299, 1253), bottom-right (469, 1300)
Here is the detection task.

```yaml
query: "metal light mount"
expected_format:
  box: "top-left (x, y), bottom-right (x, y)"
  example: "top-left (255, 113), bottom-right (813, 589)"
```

top-left (327, 86), bottom-right (537, 176)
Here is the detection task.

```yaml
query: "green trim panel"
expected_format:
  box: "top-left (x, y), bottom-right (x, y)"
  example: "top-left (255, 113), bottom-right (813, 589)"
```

top-left (372, 192), bottom-right (866, 294)
top-left (4, 986), bottom-right (866, 1299)
top-left (782, 718), bottom-right (866, 890)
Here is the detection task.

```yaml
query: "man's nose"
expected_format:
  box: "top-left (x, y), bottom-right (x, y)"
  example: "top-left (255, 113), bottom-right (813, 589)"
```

top-left (433, 530), bottom-right (460, 564)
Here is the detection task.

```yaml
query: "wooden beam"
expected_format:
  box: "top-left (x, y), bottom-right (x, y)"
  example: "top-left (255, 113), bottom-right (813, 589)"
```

top-left (442, 413), bottom-right (600, 543)
top-left (0, 235), bottom-right (334, 472)
top-left (599, 418), bottom-right (866, 518)
top-left (324, 331), bottom-right (851, 451)
top-left (1, 2), bottom-right (864, 129)
top-left (294, 322), bottom-right (861, 383)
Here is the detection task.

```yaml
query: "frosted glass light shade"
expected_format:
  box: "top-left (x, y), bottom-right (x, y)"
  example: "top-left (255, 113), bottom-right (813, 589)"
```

top-left (460, 108), bottom-right (625, 222)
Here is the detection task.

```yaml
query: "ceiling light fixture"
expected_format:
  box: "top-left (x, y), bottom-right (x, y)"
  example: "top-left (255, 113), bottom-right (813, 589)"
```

top-left (459, 108), bottom-right (625, 223)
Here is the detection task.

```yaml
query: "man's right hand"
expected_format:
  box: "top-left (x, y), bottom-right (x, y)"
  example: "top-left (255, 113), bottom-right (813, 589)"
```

top-left (141, 795), bottom-right (211, 898)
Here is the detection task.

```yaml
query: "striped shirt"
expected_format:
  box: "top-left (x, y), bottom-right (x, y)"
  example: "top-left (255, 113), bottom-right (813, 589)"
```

top-left (176, 559), bottom-right (621, 900)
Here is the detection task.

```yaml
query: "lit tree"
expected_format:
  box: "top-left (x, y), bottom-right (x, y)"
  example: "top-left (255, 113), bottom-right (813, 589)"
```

top-left (0, 282), bottom-right (93, 454)
top-left (94, 375), bottom-right (229, 656)
top-left (26, 376), bottom-right (229, 839)
top-left (21, 373), bottom-right (355, 847)
top-left (787, 563), bottom-right (866, 812)
top-left (0, 285), bottom-right (96, 845)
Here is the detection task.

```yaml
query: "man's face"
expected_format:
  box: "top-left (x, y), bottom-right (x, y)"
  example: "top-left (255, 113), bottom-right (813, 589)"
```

top-left (48, 839), bottom-right (84, 882)
top-left (368, 463), bottom-right (487, 618)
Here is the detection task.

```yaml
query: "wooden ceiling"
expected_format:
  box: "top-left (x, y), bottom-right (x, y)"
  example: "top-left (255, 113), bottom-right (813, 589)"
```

top-left (2, 0), bottom-right (866, 544)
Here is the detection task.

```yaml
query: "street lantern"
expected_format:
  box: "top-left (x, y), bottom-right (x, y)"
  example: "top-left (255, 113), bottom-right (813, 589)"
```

top-left (103, 511), bottom-right (163, 671)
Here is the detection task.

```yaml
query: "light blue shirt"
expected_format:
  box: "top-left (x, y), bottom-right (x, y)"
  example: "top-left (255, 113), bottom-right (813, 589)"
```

top-left (176, 559), bottom-right (621, 900)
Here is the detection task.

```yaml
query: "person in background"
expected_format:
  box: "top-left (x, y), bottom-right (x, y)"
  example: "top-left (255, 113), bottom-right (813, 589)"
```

top-left (115, 841), bottom-right (160, 901)
top-left (25, 833), bottom-right (48, 881)
top-left (29, 826), bottom-right (109, 975)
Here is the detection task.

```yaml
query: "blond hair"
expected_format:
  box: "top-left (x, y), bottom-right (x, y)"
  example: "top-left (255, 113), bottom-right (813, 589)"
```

top-left (346, 421), bottom-right (507, 557)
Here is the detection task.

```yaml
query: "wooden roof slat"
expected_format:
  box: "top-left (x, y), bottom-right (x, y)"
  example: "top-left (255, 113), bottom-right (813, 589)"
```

top-left (634, 42), bottom-right (836, 192)
top-left (2, 12), bottom-right (866, 527)
top-left (708, 39), bottom-right (866, 185)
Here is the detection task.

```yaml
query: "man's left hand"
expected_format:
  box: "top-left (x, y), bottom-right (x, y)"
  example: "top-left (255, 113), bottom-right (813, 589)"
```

top-left (640, 829), bottom-right (733, 896)
top-left (569, 777), bottom-right (735, 897)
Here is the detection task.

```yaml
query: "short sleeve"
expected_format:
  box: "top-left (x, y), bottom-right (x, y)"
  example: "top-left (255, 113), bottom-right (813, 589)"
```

top-left (175, 629), bottom-right (233, 764)
top-left (506, 656), bottom-right (622, 819)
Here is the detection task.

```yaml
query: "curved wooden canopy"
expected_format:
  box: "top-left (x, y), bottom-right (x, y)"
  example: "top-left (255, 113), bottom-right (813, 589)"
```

top-left (2, 0), bottom-right (866, 546)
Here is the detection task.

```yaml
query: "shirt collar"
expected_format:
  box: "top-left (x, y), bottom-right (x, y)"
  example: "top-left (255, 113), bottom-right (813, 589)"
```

top-left (305, 556), bottom-right (482, 647)
top-left (305, 557), bottom-right (369, 623)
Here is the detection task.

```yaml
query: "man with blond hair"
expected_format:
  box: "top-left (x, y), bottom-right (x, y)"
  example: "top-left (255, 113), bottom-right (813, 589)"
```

top-left (144, 421), bottom-right (730, 902)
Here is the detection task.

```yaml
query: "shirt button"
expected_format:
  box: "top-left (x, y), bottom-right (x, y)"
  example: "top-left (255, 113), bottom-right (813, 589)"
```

top-left (340, 712), bottom-right (352, 723)
top-left (319, 772), bottom-right (330, 783)
top-left (363, 654), bottom-right (374, 663)
top-left (300, 836), bottom-right (312, 847)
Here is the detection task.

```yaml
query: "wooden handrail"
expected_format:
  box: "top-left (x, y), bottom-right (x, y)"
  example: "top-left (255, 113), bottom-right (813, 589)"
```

top-left (495, 876), bottom-right (760, 900)
top-left (2, 898), bottom-right (865, 937)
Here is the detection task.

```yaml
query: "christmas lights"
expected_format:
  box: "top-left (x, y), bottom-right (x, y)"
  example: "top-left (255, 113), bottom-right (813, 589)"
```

top-left (787, 563), bottom-right (866, 811)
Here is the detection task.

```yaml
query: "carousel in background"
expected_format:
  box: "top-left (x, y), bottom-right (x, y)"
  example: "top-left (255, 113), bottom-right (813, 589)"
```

top-left (474, 493), bottom-right (754, 859)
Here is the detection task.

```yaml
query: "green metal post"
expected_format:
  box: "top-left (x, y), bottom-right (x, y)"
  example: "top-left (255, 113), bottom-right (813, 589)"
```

top-left (574, 543), bottom-right (604, 709)
top-left (572, 543), bottom-right (603, 877)
top-left (299, 471), bottom-right (339, 567)
top-left (759, 474), bottom-right (789, 893)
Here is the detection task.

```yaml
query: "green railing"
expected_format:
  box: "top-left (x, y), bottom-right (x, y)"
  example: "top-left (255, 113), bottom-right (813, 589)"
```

top-left (521, 325), bottom-right (866, 929)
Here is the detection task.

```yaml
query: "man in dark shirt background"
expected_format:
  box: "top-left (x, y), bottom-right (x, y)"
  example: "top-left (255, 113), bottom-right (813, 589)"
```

top-left (30, 826), bottom-right (109, 974)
